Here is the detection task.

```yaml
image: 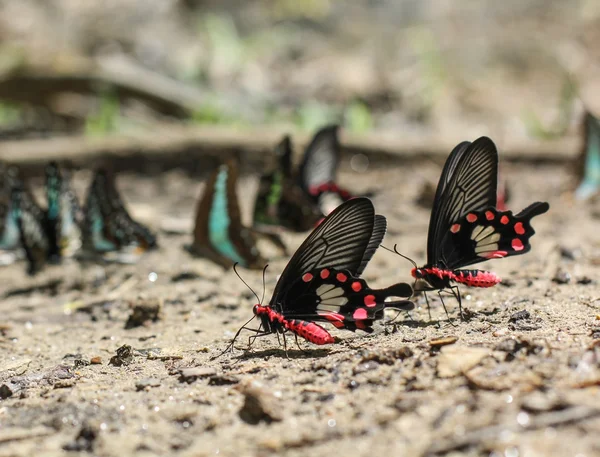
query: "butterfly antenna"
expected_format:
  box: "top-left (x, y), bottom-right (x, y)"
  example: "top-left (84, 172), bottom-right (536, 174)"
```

top-left (233, 262), bottom-right (260, 304)
top-left (260, 264), bottom-right (268, 305)
top-left (380, 244), bottom-right (418, 269)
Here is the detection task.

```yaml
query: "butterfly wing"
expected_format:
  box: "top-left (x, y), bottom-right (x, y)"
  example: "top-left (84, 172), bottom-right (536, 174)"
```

top-left (298, 125), bottom-right (341, 196)
top-left (102, 170), bottom-right (157, 250)
top-left (11, 180), bottom-right (49, 274)
top-left (356, 214), bottom-right (386, 276)
top-left (270, 197), bottom-right (381, 305)
top-left (83, 170), bottom-right (119, 252)
top-left (443, 202), bottom-right (549, 268)
top-left (0, 163), bottom-right (20, 251)
top-left (276, 134), bottom-right (293, 179)
top-left (575, 111), bottom-right (600, 200)
top-left (45, 162), bottom-right (84, 260)
top-left (192, 160), bottom-right (263, 269)
top-left (427, 137), bottom-right (498, 267)
top-left (276, 267), bottom-right (413, 332)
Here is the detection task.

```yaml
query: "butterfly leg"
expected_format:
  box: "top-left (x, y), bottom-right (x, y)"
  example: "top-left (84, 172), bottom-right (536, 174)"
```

top-left (294, 334), bottom-right (309, 354)
top-left (282, 331), bottom-right (290, 359)
top-left (437, 290), bottom-right (456, 327)
top-left (450, 286), bottom-right (464, 321)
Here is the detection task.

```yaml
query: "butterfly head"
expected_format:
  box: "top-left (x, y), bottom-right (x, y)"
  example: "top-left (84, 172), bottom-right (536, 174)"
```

top-left (411, 268), bottom-right (424, 279)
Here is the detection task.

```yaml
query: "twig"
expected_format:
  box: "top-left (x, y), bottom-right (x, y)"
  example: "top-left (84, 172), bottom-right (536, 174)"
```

top-left (0, 125), bottom-right (579, 173)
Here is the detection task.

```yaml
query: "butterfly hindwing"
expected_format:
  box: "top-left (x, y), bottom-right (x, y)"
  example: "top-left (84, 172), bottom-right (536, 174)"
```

top-left (427, 137), bottom-right (498, 265)
top-left (276, 267), bottom-right (413, 332)
top-left (444, 202), bottom-right (550, 269)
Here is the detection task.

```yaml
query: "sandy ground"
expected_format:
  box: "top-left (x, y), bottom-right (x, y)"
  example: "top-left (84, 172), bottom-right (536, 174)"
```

top-left (1, 157), bottom-right (600, 457)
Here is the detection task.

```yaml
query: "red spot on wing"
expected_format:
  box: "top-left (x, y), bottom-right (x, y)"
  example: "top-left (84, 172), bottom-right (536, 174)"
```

top-left (500, 215), bottom-right (509, 225)
top-left (353, 308), bottom-right (367, 320)
top-left (364, 295), bottom-right (376, 307)
top-left (336, 272), bottom-right (347, 282)
top-left (485, 211), bottom-right (495, 221)
top-left (355, 320), bottom-right (367, 330)
top-left (466, 213), bottom-right (478, 223)
top-left (302, 273), bottom-right (313, 282)
top-left (511, 238), bottom-right (524, 251)
top-left (514, 222), bottom-right (525, 235)
top-left (450, 223), bottom-right (461, 233)
top-left (483, 250), bottom-right (508, 259)
top-left (352, 281), bottom-right (362, 292)
top-left (320, 269), bottom-right (330, 279)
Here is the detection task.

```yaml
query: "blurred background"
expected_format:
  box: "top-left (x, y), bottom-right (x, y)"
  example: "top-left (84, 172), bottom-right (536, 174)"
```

top-left (0, 0), bottom-right (597, 145)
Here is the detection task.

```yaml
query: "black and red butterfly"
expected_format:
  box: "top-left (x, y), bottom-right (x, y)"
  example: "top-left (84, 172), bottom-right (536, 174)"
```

top-left (297, 125), bottom-right (354, 217)
top-left (390, 136), bottom-right (549, 317)
top-left (217, 197), bottom-right (414, 356)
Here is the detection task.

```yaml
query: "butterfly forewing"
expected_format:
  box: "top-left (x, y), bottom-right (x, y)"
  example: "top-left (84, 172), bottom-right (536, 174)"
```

top-left (298, 125), bottom-right (340, 195)
top-left (427, 137), bottom-right (498, 266)
top-left (270, 197), bottom-right (377, 305)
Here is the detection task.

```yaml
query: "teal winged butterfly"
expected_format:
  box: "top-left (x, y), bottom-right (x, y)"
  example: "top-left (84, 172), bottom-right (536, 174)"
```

top-left (45, 162), bottom-right (84, 261)
top-left (190, 159), bottom-right (265, 270)
top-left (82, 168), bottom-right (157, 263)
top-left (575, 110), bottom-right (600, 200)
top-left (0, 162), bottom-right (25, 266)
top-left (10, 173), bottom-right (50, 275)
top-left (253, 135), bottom-right (321, 238)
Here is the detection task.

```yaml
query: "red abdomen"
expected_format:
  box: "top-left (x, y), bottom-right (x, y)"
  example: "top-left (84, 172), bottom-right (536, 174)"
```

top-left (286, 319), bottom-right (335, 345)
top-left (451, 269), bottom-right (501, 288)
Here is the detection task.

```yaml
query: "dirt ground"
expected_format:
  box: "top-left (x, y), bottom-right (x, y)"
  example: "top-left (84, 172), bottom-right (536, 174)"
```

top-left (1, 157), bottom-right (600, 457)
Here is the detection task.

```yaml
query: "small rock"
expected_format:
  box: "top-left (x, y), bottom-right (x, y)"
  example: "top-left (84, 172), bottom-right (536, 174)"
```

top-left (54, 379), bottom-right (77, 389)
top-left (353, 362), bottom-right (379, 375)
top-left (358, 347), bottom-right (413, 365)
top-left (179, 367), bottom-right (216, 383)
top-left (577, 276), bottom-right (594, 285)
top-left (429, 336), bottom-right (459, 348)
top-left (0, 382), bottom-right (17, 399)
top-left (521, 392), bottom-right (568, 413)
top-left (437, 345), bottom-right (490, 378)
top-left (552, 268), bottom-right (571, 284)
top-left (63, 423), bottom-right (98, 452)
top-left (136, 378), bottom-right (161, 391)
top-left (238, 380), bottom-right (283, 425)
top-left (171, 271), bottom-right (201, 282)
top-left (109, 345), bottom-right (134, 367)
top-left (90, 356), bottom-right (102, 365)
top-left (509, 310), bottom-right (530, 323)
top-left (208, 375), bottom-right (240, 386)
top-left (125, 297), bottom-right (163, 329)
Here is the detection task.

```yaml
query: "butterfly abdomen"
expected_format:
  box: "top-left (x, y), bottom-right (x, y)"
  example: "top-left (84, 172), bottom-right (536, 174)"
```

top-left (451, 269), bottom-right (501, 287)
top-left (286, 319), bottom-right (335, 345)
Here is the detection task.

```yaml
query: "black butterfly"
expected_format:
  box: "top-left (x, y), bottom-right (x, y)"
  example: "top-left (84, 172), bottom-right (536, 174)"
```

top-left (190, 159), bottom-right (265, 270)
top-left (45, 162), bottom-right (84, 262)
top-left (297, 125), bottom-right (354, 217)
top-left (83, 168), bottom-right (157, 263)
top-left (253, 135), bottom-right (321, 235)
top-left (394, 137), bottom-right (549, 316)
top-left (218, 197), bottom-right (414, 356)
